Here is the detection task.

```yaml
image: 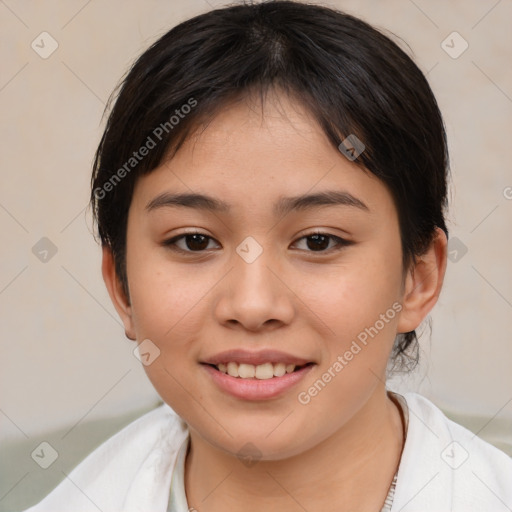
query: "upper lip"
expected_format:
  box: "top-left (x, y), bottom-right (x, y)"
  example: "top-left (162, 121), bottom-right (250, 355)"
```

top-left (202, 349), bottom-right (313, 366)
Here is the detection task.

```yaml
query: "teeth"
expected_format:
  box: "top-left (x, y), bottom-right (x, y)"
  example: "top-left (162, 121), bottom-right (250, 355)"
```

top-left (227, 362), bottom-right (239, 377)
top-left (238, 363), bottom-right (255, 378)
top-left (255, 362), bottom-right (273, 380)
top-left (215, 362), bottom-right (299, 379)
top-left (274, 363), bottom-right (286, 377)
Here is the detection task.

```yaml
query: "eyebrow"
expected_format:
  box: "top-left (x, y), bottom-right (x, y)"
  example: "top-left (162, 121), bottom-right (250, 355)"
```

top-left (145, 190), bottom-right (369, 216)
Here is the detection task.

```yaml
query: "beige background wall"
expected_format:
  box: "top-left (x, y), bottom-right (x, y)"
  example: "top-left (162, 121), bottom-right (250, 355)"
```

top-left (1, 0), bottom-right (511, 510)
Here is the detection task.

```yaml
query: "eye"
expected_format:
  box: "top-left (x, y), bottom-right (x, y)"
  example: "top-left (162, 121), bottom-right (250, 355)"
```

top-left (162, 231), bottom-right (220, 253)
top-left (292, 231), bottom-right (352, 253)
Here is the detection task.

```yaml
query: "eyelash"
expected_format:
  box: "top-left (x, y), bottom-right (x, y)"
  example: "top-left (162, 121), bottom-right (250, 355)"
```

top-left (162, 230), bottom-right (352, 255)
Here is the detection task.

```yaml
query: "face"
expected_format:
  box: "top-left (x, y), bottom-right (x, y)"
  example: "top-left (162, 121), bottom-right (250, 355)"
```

top-left (105, 91), bottom-right (440, 461)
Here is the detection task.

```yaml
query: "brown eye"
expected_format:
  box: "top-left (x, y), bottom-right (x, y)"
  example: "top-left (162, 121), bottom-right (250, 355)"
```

top-left (293, 232), bottom-right (351, 253)
top-left (163, 232), bottom-right (219, 253)
top-left (305, 234), bottom-right (331, 251)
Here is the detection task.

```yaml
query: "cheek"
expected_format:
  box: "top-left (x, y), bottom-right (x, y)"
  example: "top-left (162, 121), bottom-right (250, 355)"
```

top-left (294, 237), bottom-right (404, 405)
top-left (125, 246), bottom-right (215, 403)
top-left (294, 263), bottom-right (402, 433)
top-left (127, 242), bottom-right (204, 335)
top-left (297, 248), bottom-right (403, 339)
top-left (125, 250), bottom-right (213, 418)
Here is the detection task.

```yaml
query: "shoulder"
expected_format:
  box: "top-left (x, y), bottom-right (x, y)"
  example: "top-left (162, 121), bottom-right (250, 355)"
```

top-left (403, 392), bottom-right (512, 469)
top-left (391, 392), bottom-right (512, 512)
top-left (21, 402), bottom-right (189, 512)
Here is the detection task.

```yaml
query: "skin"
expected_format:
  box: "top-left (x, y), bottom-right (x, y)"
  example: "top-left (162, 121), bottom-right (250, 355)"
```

top-left (102, 89), bottom-right (447, 512)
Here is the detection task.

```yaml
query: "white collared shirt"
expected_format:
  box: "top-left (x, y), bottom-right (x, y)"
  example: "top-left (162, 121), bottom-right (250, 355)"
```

top-left (22, 392), bottom-right (512, 512)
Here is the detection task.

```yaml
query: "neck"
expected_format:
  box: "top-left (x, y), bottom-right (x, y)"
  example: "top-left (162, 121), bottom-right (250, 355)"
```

top-left (184, 387), bottom-right (404, 512)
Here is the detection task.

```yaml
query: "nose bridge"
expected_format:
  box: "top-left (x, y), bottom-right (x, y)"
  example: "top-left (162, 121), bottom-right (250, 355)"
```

top-left (215, 234), bottom-right (294, 330)
top-left (232, 235), bottom-right (277, 297)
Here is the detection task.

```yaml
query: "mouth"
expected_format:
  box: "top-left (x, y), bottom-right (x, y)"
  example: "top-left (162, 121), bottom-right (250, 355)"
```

top-left (201, 349), bottom-right (316, 400)
top-left (200, 351), bottom-right (316, 400)
top-left (205, 361), bottom-right (314, 379)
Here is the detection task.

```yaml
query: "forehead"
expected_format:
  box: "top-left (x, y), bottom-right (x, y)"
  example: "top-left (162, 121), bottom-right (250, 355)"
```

top-left (130, 91), bottom-right (395, 220)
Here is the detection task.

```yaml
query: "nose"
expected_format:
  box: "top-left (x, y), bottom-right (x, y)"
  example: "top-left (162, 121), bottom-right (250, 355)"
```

top-left (214, 243), bottom-right (295, 332)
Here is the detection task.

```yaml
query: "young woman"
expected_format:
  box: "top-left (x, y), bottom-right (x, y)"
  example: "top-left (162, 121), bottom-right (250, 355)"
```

top-left (23, 2), bottom-right (512, 511)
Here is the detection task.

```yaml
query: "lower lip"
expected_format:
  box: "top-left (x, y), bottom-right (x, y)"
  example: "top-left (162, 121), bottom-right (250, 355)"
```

top-left (202, 364), bottom-right (315, 401)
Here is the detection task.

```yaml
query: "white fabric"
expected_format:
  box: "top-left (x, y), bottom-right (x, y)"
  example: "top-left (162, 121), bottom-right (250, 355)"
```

top-left (166, 436), bottom-right (189, 512)
top-left (22, 392), bottom-right (512, 512)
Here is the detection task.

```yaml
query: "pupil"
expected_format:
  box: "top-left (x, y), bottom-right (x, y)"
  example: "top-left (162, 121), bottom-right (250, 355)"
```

top-left (307, 234), bottom-right (329, 251)
top-left (187, 234), bottom-right (209, 251)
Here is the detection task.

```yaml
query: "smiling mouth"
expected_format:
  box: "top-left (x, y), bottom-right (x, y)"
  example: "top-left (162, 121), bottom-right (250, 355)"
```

top-left (206, 362), bottom-right (314, 379)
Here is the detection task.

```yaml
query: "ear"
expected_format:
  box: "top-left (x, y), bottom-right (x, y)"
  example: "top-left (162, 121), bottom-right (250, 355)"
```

top-left (101, 246), bottom-right (136, 341)
top-left (397, 227), bottom-right (448, 334)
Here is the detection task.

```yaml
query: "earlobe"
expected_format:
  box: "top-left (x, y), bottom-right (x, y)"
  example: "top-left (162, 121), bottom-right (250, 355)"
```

top-left (101, 246), bottom-right (137, 341)
top-left (397, 227), bottom-right (448, 334)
